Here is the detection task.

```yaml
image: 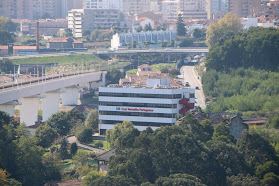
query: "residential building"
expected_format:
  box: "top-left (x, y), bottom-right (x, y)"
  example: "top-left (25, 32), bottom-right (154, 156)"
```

top-left (68, 9), bottom-right (120, 38)
top-left (178, 0), bottom-right (208, 20)
top-left (83, 0), bottom-right (122, 10)
top-left (122, 0), bottom-right (152, 15)
top-left (132, 17), bottom-right (155, 32)
top-left (46, 37), bottom-right (83, 49)
top-left (206, 0), bottom-right (229, 20)
top-left (267, 1), bottom-right (279, 17)
top-left (0, 0), bottom-right (18, 19)
top-left (111, 30), bottom-right (177, 50)
top-left (20, 19), bottom-right (68, 35)
top-left (229, 0), bottom-right (261, 18)
top-left (162, 0), bottom-right (179, 21)
top-left (98, 65), bottom-right (195, 134)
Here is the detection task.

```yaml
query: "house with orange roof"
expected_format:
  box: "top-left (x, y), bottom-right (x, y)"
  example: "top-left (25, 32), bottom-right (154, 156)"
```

top-left (46, 38), bottom-right (83, 49)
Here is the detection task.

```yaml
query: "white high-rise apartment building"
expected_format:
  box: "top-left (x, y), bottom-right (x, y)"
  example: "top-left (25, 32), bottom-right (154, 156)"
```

top-left (83, 0), bottom-right (123, 11)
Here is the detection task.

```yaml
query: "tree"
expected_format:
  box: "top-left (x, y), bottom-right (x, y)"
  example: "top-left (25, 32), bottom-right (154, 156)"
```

top-left (255, 161), bottom-right (279, 179)
top-left (90, 29), bottom-right (100, 41)
top-left (65, 28), bottom-right (73, 37)
top-left (161, 42), bottom-right (167, 48)
top-left (0, 58), bottom-right (13, 74)
top-left (261, 172), bottom-right (279, 186)
top-left (83, 170), bottom-right (105, 186)
top-left (0, 169), bottom-right (10, 185)
top-left (85, 110), bottom-right (99, 132)
top-left (106, 68), bottom-right (122, 84)
top-left (34, 124), bottom-right (58, 148)
top-left (72, 149), bottom-right (94, 166)
top-left (89, 175), bottom-right (136, 186)
top-left (169, 39), bottom-right (175, 47)
top-left (70, 142), bottom-right (78, 156)
top-left (237, 131), bottom-right (278, 166)
top-left (132, 40), bottom-right (137, 48)
top-left (59, 138), bottom-right (69, 160)
top-left (136, 26), bottom-right (143, 32)
top-left (0, 31), bottom-right (15, 45)
top-left (193, 28), bottom-right (202, 38)
top-left (144, 23), bottom-right (152, 32)
top-left (212, 123), bottom-right (235, 143)
top-left (106, 121), bottom-right (134, 148)
top-left (227, 174), bottom-right (261, 186)
top-left (268, 115), bottom-right (279, 129)
top-left (144, 42), bottom-right (149, 49)
top-left (176, 14), bottom-right (186, 36)
top-left (155, 173), bottom-right (206, 186)
top-left (76, 128), bottom-right (93, 143)
top-left (206, 12), bottom-right (243, 47)
top-left (0, 16), bottom-right (18, 32)
top-left (178, 39), bottom-right (193, 47)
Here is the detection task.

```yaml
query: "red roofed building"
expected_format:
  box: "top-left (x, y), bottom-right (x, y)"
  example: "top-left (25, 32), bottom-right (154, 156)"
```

top-left (46, 38), bottom-right (83, 49)
top-left (0, 46), bottom-right (8, 56)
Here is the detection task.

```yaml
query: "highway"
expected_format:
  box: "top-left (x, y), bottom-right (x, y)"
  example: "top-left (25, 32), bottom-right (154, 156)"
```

top-left (179, 65), bottom-right (206, 109)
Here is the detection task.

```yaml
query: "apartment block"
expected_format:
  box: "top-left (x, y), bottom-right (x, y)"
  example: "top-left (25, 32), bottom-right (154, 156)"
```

top-left (162, 0), bottom-right (179, 21)
top-left (83, 0), bottom-right (122, 10)
top-left (206, 0), bottom-right (229, 20)
top-left (123, 0), bottom-right (152, 15)
top-left (229, 0), bottom-right (261, 18)
top-left (68, 9), bottom-right (120, 38)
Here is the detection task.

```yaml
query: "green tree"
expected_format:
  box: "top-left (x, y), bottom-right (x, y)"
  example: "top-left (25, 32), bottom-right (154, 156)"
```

top-left (85, 109), bottom-right (99, 132)
top-left (255, 161), bottom-right (279, 179)
top-left (65, 28), bottom-right (73, 37)
top-left (169, 39), bottom-right (175, 47)
top-left (206, 12), bottom-right (243, 47)
top-left (179, 39), bottom-right (193, 47)
top-left (46, 111), bottom-right (71, 136)
top-left (227, 174), bottom-right (261, 186)
top-left (70, 142), bottom-right (78, 156)
top-left (261, 172), bottom-right (279, 186)
top-left (193, 28), bottom-right (202, 38)
top-left (155, 173), bottom-right (206, 186)
top-left (0, 58), bottom-right (13, 74)
top-left (90, 29), bottom-right (100, 41)
top-left (268, 115), bottom-right (279, 129)
top-left (106, 121), bottom-right (134, 148)
top-left (0, 16), bottom-right (18, 32)
top-left (34, 124), bottom-right (58, 148)
top-left (89, 175), bottom-right (136, 186)
top-left (83, 170), bottom-right (105, 186)
top-left (72, 149), bottom-right (94, 166)
top-left (76, 128), bottom-right (93, 143)
top-left (237, 131), bottom-right (278, 166)
top-left (132, 40), bottom-right (137, 48)
top-left (136, 26), bottom-right (143, 32)
top-left (212, 123), bottom-right (235, 143)
top-left (59, 138), bottom-right (69, 160)
top-left (144, 23), bottom-right (152, 32)
top-left (144, 42), bottom-right (149, 49)
top-left (0, 31), bottom-right (15, 45)
top-left (106, 68), bottom-right (123, 84)
top-left (176, 14), bottom-right (186, 36)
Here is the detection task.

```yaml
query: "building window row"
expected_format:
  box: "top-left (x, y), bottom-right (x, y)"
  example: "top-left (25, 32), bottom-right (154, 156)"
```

top-left (99, 92), bottom-right (182, 99)
top-left (100, 120), bottom-right (173, 127)
top-left (99, 111), bottom-right (175, 118)
top-left (99, 101), bottom-right (177, 108)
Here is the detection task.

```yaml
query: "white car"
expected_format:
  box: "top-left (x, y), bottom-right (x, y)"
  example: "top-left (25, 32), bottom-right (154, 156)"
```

top-left (165, 48), bottom-right (172, 51)
top-left (194, 55), bottom-right (201, 59)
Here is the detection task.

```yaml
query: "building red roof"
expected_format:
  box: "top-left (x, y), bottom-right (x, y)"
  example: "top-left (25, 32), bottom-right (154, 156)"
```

top-left (13, 46), bottom-right (37, 50)
top-left (243, 120), bottom-right (267, 125)
top-left (0, 46), bottom-right (8, 50)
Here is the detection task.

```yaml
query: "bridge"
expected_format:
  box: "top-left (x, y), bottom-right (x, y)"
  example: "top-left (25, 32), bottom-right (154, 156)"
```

top-left (0, 71), bottom-right (105, 126)
top-left (94, 47), bottom-right (209, 55)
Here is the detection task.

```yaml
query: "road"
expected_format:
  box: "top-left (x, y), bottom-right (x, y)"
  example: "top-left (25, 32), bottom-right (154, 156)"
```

top-left (67, 136), bottom-right (107, 154)
top-left (179, 65), bottom-right (206, 109)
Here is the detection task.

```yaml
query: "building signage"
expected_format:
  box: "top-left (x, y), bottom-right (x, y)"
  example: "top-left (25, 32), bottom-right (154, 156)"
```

top-left (116, 107), bottom-right (154, 112)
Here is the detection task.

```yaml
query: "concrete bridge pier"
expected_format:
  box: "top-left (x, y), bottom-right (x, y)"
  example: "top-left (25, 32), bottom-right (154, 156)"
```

top-left (61, 86), bottom-right (79, 106)
top-left (19, 96), bottom-right (40, 126)
top-left (0, 101), bottom-right (18, 117)
top-left (41, 91), bottom-right (61, 122)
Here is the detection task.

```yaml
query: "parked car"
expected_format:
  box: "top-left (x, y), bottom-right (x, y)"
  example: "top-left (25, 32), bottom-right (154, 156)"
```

top-left (194, 55), bottom-right (201, 59)
top-left (165, 48), bottom-right (172, 51)
top-left (195, 86), bottom-right (199, 90)
top-left (185, 82), bottom-right (190, 87)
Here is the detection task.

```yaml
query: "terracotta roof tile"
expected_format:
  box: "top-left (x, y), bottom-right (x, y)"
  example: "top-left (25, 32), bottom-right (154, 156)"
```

top-left (0, 45), bottom-right (8, 50)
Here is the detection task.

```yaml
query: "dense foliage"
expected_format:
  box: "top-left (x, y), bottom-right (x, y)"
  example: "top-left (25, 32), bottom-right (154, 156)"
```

top-left (206, 27), bottom-right (279, 71)
top-left (176, 14), bottom-right (186, 36)
top-left (98, 115), bottom-right (279, 186)
top-left (203, 68), bottom-right (279, 113)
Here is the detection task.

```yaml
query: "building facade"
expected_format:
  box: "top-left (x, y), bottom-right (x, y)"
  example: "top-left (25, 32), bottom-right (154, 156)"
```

top-left (68, 9), bottom-right (120, 38)
top-left (206, 0), bottom-right (229, 20)
top-left (162, 0), bottom-right (179, 21)
top-left (83, 0), bottom-right (122, 10)
top-left (229, 0), bottom-right (261, 18)
top-left (99, 86), bottom-right (195, 134)
top-left (111, 30), bottom-right (177, 49)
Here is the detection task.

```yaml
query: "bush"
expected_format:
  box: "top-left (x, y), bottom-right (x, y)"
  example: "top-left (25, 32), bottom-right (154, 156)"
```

top-left (179, 39), bottom-right (193, 47)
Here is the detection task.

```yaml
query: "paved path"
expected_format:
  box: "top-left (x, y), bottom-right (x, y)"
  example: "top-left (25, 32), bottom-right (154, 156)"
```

top-left (179, 65), bottom-right (206, 109)
top-left (67, 136), bottom-right (107, 154)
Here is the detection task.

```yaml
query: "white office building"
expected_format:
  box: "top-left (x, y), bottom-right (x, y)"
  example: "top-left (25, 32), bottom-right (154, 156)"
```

top-left (99, 85), bottom-right (195, 134)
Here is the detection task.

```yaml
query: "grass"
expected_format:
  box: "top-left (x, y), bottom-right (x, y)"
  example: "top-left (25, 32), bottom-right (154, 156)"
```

top-left (126, 69), bottom-right (137, 74)
top-left (89, 140), bottom-right (111, 151)
top-left (11, 54), bottom-right (105, 65)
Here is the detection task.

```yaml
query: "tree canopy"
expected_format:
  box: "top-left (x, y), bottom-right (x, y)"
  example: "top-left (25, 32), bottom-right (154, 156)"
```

top-left (206, 12), bottom-right (243, 48)
top-left (176, 14), bottom-right (186, 36)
